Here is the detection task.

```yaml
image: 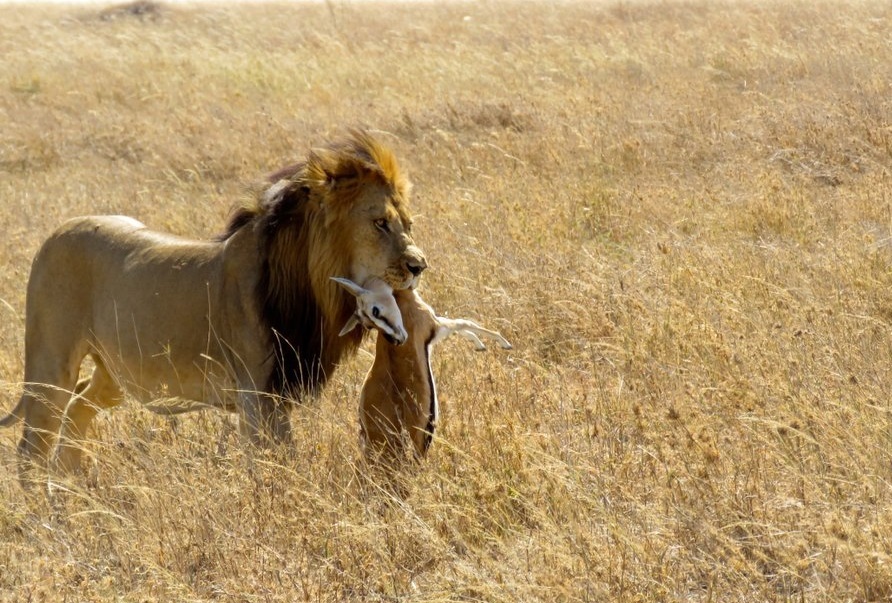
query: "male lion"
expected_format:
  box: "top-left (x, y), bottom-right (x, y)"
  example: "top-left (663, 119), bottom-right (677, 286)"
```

top-left (1, 130), bottom-right (427, 481)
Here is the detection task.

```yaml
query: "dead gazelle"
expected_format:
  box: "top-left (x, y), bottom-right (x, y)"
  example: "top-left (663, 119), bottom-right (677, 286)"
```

top-left (333, 277), bottom-right (511, 461)
top-left (331, 277), bottom-right (407, 345)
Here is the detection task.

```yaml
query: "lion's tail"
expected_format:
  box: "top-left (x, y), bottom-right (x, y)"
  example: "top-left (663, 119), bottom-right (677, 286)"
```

top-left (0, 397), bottom-right (25, 427)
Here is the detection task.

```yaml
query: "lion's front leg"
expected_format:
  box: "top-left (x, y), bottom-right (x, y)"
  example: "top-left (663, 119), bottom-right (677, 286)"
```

top-left (227, 305), bottom-right (292, 447)
top-left (238, 391), bottom-right (292, 447)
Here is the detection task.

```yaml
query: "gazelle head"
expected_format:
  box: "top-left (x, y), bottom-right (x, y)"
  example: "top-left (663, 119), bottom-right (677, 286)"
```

top-left (331, 276), bottom-right (408, 345)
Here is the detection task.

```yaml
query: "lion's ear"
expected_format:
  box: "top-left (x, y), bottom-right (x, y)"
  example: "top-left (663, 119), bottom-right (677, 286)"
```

top-left (306, 148), bottom-right (340, 190)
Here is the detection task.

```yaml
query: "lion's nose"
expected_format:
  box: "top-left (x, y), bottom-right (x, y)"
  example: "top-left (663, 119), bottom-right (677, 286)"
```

top-left (406, 257), bottom-right (427, 277)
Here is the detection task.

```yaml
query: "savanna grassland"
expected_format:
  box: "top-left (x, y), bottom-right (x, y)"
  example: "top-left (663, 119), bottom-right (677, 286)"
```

top-left (2, 0), bottom-right (892, 600)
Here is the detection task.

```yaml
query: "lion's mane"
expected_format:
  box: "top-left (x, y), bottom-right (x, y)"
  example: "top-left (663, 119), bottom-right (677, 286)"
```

top-left (219, 131), bottom-right (411, 399)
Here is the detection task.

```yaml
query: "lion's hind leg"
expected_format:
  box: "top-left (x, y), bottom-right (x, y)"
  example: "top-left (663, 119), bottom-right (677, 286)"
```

top-left (17, 375), bottom-right (79, 486)
top-left (54, 358), bottom-right (123, 474)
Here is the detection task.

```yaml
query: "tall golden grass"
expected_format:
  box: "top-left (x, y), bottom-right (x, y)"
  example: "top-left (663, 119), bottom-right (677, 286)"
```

top-left (2, 0), bottom-right (892, 600)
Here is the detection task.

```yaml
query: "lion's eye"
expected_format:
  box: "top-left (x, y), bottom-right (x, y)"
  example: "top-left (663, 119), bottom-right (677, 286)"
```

top-left (374, 218), bottom-right (389, 233)
top-left (372, 306), bottom-right (381, 318)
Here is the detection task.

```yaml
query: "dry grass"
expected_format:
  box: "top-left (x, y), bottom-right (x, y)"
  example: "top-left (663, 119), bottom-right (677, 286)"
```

top-left (2, 0), bottom-right (892, 600)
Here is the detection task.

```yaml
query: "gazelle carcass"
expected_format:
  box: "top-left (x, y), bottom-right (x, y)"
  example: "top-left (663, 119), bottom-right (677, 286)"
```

top-left (332, 277), bottom-right (511, 463)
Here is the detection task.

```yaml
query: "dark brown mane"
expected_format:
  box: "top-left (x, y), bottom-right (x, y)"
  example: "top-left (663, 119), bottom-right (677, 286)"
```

top-left (218, 206), bottom-right (259, 242)
top-left (219, 131), bottom-right (408, 399)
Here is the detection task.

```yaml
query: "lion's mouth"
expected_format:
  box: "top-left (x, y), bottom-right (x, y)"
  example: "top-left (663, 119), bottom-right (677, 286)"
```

top-left (382, 269), bottom-right (421, 292)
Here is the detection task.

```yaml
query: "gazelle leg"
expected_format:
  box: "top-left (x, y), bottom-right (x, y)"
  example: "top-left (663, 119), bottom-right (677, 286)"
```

top-left (435, 317), bottom-right (513, 350)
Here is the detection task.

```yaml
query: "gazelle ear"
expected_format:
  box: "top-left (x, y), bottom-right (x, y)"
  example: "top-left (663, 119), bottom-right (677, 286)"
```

top-left (330, 276), bottom-right (367, 298)
top-left (339, 314), bottom-right (361, 337)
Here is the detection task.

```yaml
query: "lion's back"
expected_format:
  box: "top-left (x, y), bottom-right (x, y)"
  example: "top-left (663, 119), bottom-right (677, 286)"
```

top-left (29, 215), bottom-right (221, 295)
top-left (28, 214), bottom-right (225, 332)
top-left (24, 215), bottom-right (232, 402)
top-left (28, 215), bottom-right (143, 303)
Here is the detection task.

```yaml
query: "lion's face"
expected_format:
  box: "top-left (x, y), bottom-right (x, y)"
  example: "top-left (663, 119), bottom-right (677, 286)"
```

top-left (345, 183), bottom-right (427, 291)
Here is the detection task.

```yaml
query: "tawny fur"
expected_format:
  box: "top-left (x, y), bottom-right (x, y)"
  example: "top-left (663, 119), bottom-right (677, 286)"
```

top-left (1, 130), bottom-right (427, 483)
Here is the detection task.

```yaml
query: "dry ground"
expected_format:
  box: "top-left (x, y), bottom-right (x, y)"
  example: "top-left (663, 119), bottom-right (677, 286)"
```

top-left (2, 0), bottom-right (892, 600)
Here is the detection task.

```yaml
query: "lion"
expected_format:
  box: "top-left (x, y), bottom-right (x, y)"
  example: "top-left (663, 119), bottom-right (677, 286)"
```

top-left (0, 130), bottom-right (427, 481)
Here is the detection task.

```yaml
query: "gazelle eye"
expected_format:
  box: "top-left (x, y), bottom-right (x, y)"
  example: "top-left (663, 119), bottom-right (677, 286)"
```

top-left (372, 306), bottom-right (380, 318)
top-left (374, 218), bottom-right (389, 232)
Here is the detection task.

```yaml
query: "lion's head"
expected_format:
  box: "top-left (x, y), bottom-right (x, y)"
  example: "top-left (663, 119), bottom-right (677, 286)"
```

top-left (222, 130), bottom-right (427, 397)
top-left (302, 132), bottom-right (426, 291)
